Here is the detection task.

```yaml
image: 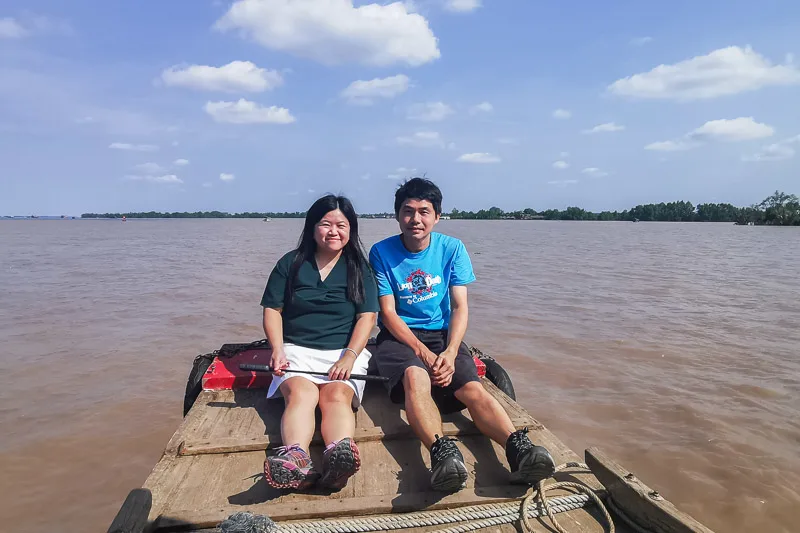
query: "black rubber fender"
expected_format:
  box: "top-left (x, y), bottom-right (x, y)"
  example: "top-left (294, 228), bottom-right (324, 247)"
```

top-left (183, 353), bottom-right (215, 416)
top-left (481, 357), bottom-right (516, 400)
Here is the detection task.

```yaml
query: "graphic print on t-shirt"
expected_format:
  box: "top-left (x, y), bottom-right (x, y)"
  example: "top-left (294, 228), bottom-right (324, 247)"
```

top-left (398, 268), bottom-right (443, 304)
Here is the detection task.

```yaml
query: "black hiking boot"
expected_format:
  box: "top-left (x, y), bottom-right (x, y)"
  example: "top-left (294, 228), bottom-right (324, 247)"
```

top-left (506, 427), bottom-right (556, 485)
top-left (429, 434), bottom-right (468, 492)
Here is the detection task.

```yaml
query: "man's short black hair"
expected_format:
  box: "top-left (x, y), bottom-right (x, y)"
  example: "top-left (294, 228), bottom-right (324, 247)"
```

top-left (394, 177), bottom-right (443, 216)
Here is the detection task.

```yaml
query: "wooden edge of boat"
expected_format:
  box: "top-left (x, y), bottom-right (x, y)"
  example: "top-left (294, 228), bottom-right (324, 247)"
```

top-left (585, 448), bottom-right (715, 533)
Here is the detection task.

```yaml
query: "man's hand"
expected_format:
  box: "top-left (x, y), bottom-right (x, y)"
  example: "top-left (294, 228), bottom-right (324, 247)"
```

top-left (270, 348), bottom-right (289, 377)
top-left (328, 351), bottom-right (357, 381)
top-left (431, 348), bottom-right (457, 387)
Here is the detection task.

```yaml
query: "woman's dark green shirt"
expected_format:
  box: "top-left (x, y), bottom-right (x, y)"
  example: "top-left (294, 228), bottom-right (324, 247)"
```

top-left (261, 251), bottom-right (379, 350)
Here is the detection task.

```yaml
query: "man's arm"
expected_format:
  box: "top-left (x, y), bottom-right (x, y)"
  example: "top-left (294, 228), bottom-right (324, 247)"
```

top-left (378, 294), bottom-right (438, 369)
top-left (430, 285), bottom-right (469, 387)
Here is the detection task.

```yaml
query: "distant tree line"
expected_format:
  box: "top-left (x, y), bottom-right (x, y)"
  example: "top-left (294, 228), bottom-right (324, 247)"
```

top-left (81, 211), bottom-right (306, 219)
top-left (447, 191), bottom-right (800, 226)
top-left (80, 191), bottom-right (799, 226)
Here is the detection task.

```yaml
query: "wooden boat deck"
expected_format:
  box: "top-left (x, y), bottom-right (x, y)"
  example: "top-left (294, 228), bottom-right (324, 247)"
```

top-left (143, 379), bottom-right (630, 532)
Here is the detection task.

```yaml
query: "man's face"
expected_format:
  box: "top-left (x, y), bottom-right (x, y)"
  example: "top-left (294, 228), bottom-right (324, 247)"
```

top-left (397, 198), bottom-right (440, 244)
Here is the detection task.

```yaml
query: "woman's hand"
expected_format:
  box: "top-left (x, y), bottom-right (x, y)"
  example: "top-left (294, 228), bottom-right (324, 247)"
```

top-left (270, 348), bottom-right (289, 377)
top-left (328, 350), bottom-right (358, 381)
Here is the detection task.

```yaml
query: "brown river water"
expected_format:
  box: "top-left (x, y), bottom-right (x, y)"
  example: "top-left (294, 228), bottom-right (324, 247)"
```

top-left (1, 219), bottom-right (798, 533)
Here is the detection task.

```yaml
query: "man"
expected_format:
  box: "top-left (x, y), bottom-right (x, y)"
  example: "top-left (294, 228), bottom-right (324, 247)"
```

top-left (368, 177), bottom-right (556, 492)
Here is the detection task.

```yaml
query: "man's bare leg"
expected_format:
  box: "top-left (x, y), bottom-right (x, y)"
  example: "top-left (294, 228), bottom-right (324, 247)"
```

top-left (403, 366), bottom-right (468, 492)
top-left (454, 381), bottom-right (514, 445)
top-left (403, 366), bottom-right (443, 448)
top-left (455, 381), bottom-right (555, 485)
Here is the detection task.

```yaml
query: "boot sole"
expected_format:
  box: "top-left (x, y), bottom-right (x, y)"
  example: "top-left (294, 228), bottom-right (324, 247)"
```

top-left (319, 439), bottom-right (361, 491)
top-left (431, 458), bottom-right (468, 492)
top-left (509, 452), bottom-right (556, 485)
top-left (264, 459), bottom-right (318, 490)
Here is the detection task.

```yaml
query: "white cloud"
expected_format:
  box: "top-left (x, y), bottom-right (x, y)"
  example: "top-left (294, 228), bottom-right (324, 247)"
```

top-left (220, 173), bottom-right (235, 181)
top-left (202, 182), bottom-right (213, 188)
top-left (173, 158), bottom-right (190, 166)
top-left (443, 0), bottom-right (482, 12)
top-left (308, 188), bottom-right (316, 193)
top-left (396, 131), bottom-right (445, 148)
top-left (0, 15), bottom-right (72, 38)
top-left (340, 74), bottom-right (410, 105)
top-left (552, 160), bottom-right (569, 170)
top-left (407, 102), bottom-right (454, 122)
top-left (688, 117), bottom-right (774, 142)
top-left (583, 122), bottom-right (625, 134)
top-left (630, 36), bottom-right (653, 46)
top-left (559, 151), bottom-right (570, 158)
top-left (160, 61), bottom-right (283, 93)
top-left (386, 174), bottom-right (401, 180)
top-left (647, 117), bottom-right (775, 151)
top-left (582, 167), bottom-right (609, 178)
top-left (469, 101), bottom-right (493, 114)
top-left (360, 173), bottom-right (371, 180)
top-left (396, 167), bottom-right (417, 172)
top-left (743, 135), bottom-right (800, 162)
top-left (645, 140), bottom-right (693, 152)
top-left (109, 143), bottom-right (159, 152)
top-left (496, 138), bottom-right (519, 145)
top-left (125, 174), bottom-right (182, 184)
top-left (552, 108), bottom-right (572, 120)
top-left (214, 0), bottom-right (440, 67)
top-left (360, 145), bottom-right (376, 152)
top-left (457, 152), bottom-right (501, 163)
top-left (0, 18), bottom-right (27, 38)
top-left (548, 179), bottom-right (578, 186)
top-left (204, 99), bottom-right (296, 124)
top-left (135, 162), bottom-right (166, 174)
top-left (609, 46), bottom-right (800, 101)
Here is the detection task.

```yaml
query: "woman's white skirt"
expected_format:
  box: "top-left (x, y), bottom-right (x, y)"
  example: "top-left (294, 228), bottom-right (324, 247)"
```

top-left (267, 344), bottom-right (372, 409)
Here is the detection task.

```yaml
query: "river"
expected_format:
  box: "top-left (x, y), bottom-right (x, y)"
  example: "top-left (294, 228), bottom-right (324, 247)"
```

top-left (0, 219), bottom-right (798, 532)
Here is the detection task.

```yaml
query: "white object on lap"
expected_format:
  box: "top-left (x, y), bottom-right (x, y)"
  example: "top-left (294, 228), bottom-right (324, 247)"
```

top-left (267, 344), bottom-right (372, 408)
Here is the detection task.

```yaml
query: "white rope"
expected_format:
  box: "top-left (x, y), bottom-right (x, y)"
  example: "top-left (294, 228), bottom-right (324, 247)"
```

top-left (276, 494), bottom-right (591, 533)
top-left (519, 462), bottom-right (614, 533)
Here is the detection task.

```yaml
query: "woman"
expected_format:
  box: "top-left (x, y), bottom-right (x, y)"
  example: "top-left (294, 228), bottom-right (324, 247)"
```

top-left (260, 195), bottom-right (378, 491)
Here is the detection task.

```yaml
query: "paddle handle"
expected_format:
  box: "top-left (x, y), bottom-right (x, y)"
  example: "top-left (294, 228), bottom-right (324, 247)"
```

top-left (239, 363), bottom-right (389, 382)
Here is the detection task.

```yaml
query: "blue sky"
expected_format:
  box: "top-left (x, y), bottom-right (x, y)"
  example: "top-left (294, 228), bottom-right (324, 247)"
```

top-left (1, 0), bottom-right (799, 215)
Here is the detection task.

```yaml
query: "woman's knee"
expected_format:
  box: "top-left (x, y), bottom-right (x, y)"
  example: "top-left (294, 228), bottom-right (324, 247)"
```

top-left (319, 383), bottom-right (354, 407)
top-left (281, 378), bottom-right (320, 406)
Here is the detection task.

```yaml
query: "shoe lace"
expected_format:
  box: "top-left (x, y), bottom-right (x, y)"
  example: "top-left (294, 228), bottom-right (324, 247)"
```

top-left (430, 434), bottom-right (461, 464)
top-left (507, 427), bottom-right (533, 454)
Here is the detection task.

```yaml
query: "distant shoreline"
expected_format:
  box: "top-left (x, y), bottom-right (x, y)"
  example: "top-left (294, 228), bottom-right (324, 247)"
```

top-left (5, 190), bottom-right (798, 226)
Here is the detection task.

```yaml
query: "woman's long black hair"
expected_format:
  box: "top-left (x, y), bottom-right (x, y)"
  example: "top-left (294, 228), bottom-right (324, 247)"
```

top-left (284, 195), bottom-right (370, 306)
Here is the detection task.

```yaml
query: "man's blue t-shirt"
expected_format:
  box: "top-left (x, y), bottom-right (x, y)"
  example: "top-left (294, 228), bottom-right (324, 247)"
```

top-left (368, 232), bottom-right (476, 330)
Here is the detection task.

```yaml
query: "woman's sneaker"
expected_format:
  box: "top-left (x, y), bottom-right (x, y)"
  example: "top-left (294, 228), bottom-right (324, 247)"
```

top-left (505, 427), bottom-right (556, 485)
top-left (429, 435), bottom-right (468, 492)
top-left (264, 444), bottom-right (319, 490)
top-left (318, 438), bottom-right (361, 490)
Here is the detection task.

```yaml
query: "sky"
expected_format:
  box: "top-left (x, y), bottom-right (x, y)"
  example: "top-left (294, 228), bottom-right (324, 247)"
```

top-left (1, 0), bottom-right (799, 216)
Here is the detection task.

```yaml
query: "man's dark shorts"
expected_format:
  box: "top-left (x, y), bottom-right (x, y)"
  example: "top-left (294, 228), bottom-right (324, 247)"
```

top-left (374, 328), bottom-right (481, 414)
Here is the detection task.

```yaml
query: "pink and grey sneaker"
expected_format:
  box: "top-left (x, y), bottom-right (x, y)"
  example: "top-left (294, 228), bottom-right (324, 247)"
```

top-left (264, 444), bottom-right (319, 490)
top-left (318, 438), bottom-right (361, 491)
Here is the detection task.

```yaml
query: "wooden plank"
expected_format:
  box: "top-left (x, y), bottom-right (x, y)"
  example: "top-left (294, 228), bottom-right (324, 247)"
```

top-left (179, 417), bottom-right (534, 456)
top-left (586, 447), bottom-right (715, 533)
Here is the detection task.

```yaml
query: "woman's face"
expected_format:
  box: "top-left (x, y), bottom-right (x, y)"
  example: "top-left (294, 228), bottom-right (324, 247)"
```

top-left (314, 209), bottom-right (351, 253)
